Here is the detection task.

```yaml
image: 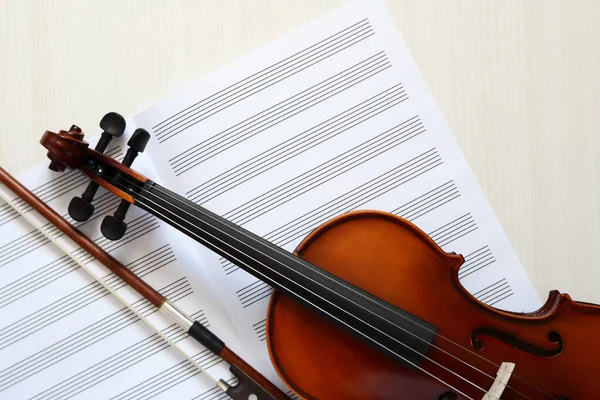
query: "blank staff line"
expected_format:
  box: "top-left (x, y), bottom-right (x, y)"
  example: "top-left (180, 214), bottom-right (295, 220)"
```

top-left (428, 213), bottom-right (478, 248)
top-left (190, 89), bottom-right (408, 203)
top-left (155, 19), bottom-right (369, 132)
top-left (253, 319), bottom-right (267, 342)
top-left (0, 280), bottom-right (188, 392)
top-left (220, 153), bottom-right (447, 275)
top-left (487, 291), bottom-right (514, 307)
top-left (171, 53), bottom-right (392, 173)
top-left (480, 287), bottom-right (512, 304)
top-left (235, 279), bottom-right (263, 296)
top-left (184, 82), bottom-right (402, 197)
top-left (189, 378), bottom-right (237, 400)
top-left (473, 279), bottom-right (505, 297)
top-left (222, 115), bottom-right (421, 219)
top-left (236, 280), bottom-right (273, 308)
top-left (172, 52), bottom-right (388, 170)
top-left (0, 147), bottom-right (123, 227)
top-left (0, 195), bottom-right (120, 269)
top-left (266, 150), bottom-right (441, 246)
top-left (155, 18), bottom-right (370, 131)
top-left (29, 317), bottom-right (196, 400)
top-left (27, 294), bottom-right (196, 396)
top-left (159, 25), bottom-right (376, 144)
top-left (437, 224), bottom-right (478, 248)
top-left (473, 278), bottom-right (514, 307)
top-left (476, 281), bottom-right (510, 302)
top-left (223, 116), bottom-right (424, 226)
top-left (186, 84), bottom-right (407, 203)
top-left (165, 45), bottom-right (389, 148)
top-left (0, 215), bottom-right (160, 309)
top-left (156, 19), bottom-right (374, 142)
top-left (458, 246), bottom-right (496, 280)
top-left (391, 180), bottom-right (459, 220)
top-left (0, 243), bottom-right (175, 350)
top-left (0, 231), bottom-right (47, 268)
top-left (111, 348), bottom-right (222, 400)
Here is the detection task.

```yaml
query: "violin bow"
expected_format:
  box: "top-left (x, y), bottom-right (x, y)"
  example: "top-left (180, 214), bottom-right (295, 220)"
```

top-left (0, 166), bottom-right (289, 400)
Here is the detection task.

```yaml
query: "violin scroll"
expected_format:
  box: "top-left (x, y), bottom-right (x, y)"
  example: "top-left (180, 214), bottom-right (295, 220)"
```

top-left (40, 125), bottom-right (89, 172)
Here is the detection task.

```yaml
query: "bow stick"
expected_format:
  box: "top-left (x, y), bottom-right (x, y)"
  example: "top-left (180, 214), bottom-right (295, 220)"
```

top-left (0, 166), bottom-right (288, 400)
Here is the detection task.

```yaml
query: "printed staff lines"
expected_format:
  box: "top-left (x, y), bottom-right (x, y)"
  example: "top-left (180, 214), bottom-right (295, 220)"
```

top-left (0, 277), bottom-right (190, 393)
top-left (236, 280), bottom-right (272, 309)
top-left (0, 214), bottom-right (161, 310)
top-left (221, 149), bottom-right (447, 274)
top-left (186, 83), bottom-right (407, 204)
top-left (154, 19), bottom-right (374, 143)
top-left (0, 192), bottom-right (120, 269)
top-left (473, 278), bottom-right (513, 307)
top-left (188, 378), bottom-right (237, 400)
top-left (390, 180), bottom-right (460, 222)
top-left (169, 51), bottom-right (391, 175)
top-left (266, 150), bottom-right (444, 247)
top-left (29, 307), bottom-right (204, 400)
top-left (223, 115), bottom-right (425, 226)
top-left (253, 319), bottom-right (267, 342)
top-left (0, 147), bottom-right (123, 227)
top-left (111, 345), bottom-right (222, 400)
top-left (458, 246), bottom-right (496, 280)
top-left (427, 213), bottom-right (478, 248)
top-left (0, 244), bottom-right (180, 351)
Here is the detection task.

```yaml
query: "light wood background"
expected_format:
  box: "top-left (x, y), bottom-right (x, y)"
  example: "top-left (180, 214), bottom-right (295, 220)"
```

top-left (1, 0), bottom-right (598, 308)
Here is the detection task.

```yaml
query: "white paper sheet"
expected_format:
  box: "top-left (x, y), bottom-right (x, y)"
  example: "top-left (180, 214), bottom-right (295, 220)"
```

top-left (0, 132), bottom-right (242, 399)
top-left (0, 0), bottom-right (542, 398)
top-left (131, 0), bottom-right (542, 390)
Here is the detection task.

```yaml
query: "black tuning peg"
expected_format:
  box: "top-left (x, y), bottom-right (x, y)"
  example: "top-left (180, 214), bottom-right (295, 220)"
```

top-left (68, 112), bottom-right (126, 222)
top-left (101, 128), bottom-right (150, 240)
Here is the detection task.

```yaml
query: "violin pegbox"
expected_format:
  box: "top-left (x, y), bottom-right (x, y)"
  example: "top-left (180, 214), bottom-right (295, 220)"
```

top-left (68, 112), bottom-right (126, 222)
top-left (100, 128), bottom-right (150, 240)
top-left (45, 112), bottom-right (152, 241)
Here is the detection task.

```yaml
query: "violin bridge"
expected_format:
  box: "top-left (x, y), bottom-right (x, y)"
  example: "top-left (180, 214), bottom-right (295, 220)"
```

top-left (483, 362), bottom-right (515, 400)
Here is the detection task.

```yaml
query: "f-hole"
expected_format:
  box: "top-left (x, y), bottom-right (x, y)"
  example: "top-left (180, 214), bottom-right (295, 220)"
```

top-left (471, 328), bottom-right (563, 358)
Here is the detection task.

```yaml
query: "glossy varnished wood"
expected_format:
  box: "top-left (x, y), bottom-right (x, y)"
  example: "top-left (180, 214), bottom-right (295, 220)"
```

top-left (40, 125), bottom-right (148, 205)
top-left (266, 211), bottom-right (600, 399)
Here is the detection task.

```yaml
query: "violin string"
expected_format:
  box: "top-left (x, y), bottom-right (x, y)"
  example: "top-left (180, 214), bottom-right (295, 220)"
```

top-left (111, 170), bottom-right (556, 400)
top-left (106, 172), bottom-right (515, 400)
top-left (0, 184), bottom-right (222, 389)
top-left (129, 171), bottom-right (554, 400)
top-left (112, 171), bottom-right (556, 400)
top-left (106, 177), bottom-right (483, 400)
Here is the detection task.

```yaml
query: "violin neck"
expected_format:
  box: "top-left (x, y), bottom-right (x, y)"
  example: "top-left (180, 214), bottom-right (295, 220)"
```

top-left (132, 179), bottom-right (437, 368)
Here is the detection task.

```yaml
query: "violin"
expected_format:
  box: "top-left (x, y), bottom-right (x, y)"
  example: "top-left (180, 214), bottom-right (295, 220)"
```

top-left (38, 125), bottom-right (600, 399)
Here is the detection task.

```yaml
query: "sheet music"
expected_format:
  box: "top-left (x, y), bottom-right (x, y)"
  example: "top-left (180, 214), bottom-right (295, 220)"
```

top-left (0, 133), bottom-right (242, 399)
top-left (131, 0), bottom-right (542, 390)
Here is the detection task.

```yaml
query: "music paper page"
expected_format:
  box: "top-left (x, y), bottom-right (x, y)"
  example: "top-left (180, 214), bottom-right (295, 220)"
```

top-left (0, 133), bottom-right (242, 399)
top-left (132, 0), bottom-right (543, 389)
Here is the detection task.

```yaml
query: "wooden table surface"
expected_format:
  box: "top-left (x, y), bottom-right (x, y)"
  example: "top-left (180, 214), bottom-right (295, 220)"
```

top-left (1, 0), bottom-right (598, 307)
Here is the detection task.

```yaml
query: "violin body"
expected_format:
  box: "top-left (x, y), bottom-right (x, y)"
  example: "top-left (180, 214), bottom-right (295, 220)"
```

top-left (267, 211), bottom-right (600, 399)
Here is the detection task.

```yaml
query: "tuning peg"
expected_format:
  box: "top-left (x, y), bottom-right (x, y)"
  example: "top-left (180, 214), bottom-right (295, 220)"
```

top-left (68, 113), bottom-right (126, 222)
top-left (101, 128), bottom-right (150, 240)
